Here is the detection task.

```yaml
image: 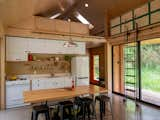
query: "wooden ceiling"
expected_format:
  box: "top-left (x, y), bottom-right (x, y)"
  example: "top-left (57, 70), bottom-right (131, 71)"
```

top-left (0, 0), bottom-right (150, 35)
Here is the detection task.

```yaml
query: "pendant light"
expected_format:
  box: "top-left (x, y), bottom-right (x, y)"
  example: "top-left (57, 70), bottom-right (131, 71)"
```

top-left (63, 19), bottom-right (78, 48)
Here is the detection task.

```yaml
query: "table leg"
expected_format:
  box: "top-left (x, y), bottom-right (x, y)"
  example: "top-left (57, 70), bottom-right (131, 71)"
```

top-left (100, 101), bottom-right (103, 120)
top-left (60, 105), bottom-right (63, 120)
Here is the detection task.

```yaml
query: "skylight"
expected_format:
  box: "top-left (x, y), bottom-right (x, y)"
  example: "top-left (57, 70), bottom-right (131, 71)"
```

top-left (75, 12), bottom-right (94, 29)
top-left (50, 13), bottom-right (61, 19)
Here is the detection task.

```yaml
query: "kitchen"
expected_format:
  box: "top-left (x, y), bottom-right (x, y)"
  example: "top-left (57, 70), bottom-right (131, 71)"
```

top-left (1, 14), bottom-right (107, 120)
top-left (5, 35), bottom-right (90, 108)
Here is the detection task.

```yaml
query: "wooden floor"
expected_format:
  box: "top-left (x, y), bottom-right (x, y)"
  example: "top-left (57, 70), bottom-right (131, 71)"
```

top-left (0, 94), bottom-right (159, 120)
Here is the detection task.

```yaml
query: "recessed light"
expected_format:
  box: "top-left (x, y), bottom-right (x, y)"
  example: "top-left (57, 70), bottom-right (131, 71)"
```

top-left (85, 3), bottom-right (88, 7)
top-left (67, 19), bottom-right (71, 22)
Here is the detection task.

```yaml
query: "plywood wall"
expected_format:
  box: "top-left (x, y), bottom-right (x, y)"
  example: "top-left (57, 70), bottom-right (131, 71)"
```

top-left (0, 21), bottom-right (5, 109)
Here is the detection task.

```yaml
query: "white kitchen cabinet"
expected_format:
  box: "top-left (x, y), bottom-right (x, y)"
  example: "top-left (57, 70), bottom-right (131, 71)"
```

top-left (6, 37), bottom-right (29, 61)
top-left (32, 79), bottom-right (40, 90)
top-left (32, 77), bottom-right (65, 90)
top-left (44, 40), bottom-right (60, 54)
top-left (6, 36), bottom-right (86, 61)
top-left (28, 39), bottom-right (46, 54)
top-left (6, 80), bottom-right (30, 108)
top-left (64, 76), bottom-right (72, 88)
top-left (53, 77), bottom-right (65, 88)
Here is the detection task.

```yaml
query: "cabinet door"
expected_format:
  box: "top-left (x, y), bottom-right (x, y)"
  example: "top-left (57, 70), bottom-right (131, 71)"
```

top-left (44, 79), bottom-right (53, 89)
top-left (75, 42), bottom-right (86, 54)
top-left (64, 77), bottom-right (72, 88)
top-left (6, 37), bottom-right (28, 61)
top-left (38, 79), bottom-right (47, 89)
top-left (28, 38), bottom-right (46, 53)
top-left (56, 77), bottom-right (64, 88)
top-left (32, 80), bottom-right (40, 90)
top-left (44, 40), bottom-right (60, 54)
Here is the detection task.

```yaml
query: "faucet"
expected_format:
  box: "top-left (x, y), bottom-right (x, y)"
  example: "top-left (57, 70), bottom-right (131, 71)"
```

top-left (50, 73), bottom-right (55, 77)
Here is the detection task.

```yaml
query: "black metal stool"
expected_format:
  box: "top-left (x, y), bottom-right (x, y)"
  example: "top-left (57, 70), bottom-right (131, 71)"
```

top-left (31, 104), bottom-right (50, 120)
top-left (74, 97), bottom-right (96, 120)
top-left (58, 100), bottom-right (75, 120)
top-left (95, 95), bottom-right (113, 120)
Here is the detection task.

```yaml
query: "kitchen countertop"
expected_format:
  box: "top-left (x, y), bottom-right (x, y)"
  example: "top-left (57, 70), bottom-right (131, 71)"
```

top-left (7, 73), bottom-right (71, 81)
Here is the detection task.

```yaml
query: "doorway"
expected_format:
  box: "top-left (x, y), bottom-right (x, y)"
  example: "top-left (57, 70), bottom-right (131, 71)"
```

top-left (89, 46), bottom-right (105, 86)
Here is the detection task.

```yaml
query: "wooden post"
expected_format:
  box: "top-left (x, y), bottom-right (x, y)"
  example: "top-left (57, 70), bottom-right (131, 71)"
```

top-left (104, 11), bottom-right (112, 92)
top-left (0, 22), bottom-right (6, 110)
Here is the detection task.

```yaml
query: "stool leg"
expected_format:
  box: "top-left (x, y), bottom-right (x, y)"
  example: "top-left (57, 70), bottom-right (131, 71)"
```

top-left (32, 111), bottom-right (37, 120)
top-left (45, 112), bottom-right (50, 120)
top-left (92, 101), bottom-right (97, 120)
top-left (31, 112), bottom-right (33, 120)
top-left (109, 100), bottom-right (113, 120)
top-left (83, 104), bottom-right (86, 120)
top-left (35, 113), bottom-right (38, 120)
top-left (87, 105), bottom-right (91, 120)
top-left (59, 106), bottom-right (63, 120)
top-left (100, 101), bottom-right (103, 120)
top-left (103, 101), bottom-right (106, 114)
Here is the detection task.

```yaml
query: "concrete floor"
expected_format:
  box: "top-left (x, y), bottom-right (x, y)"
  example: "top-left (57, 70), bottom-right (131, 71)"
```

top-left (0, 94), bottom-right (159, 120)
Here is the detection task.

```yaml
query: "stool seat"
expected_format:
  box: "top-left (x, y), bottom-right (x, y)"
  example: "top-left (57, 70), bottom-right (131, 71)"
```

top-left (31, 105), bottom-right (50, 120)
top-left (75, 97), bottom-right (96, 120)
top-left (95, 95), bottom-right (110, 102)
top-left (58, 100), bottom-right (74, 120)
top-left (59, 101), bottom-right (73, 106)
top-left (32, 105), bottom-right (49, 112)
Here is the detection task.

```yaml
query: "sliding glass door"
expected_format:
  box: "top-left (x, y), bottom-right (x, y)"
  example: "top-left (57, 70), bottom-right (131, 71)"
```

top-left (141, 39), bottom-right (160, 106)
top-left (112, 38), bottom-right (160, 106)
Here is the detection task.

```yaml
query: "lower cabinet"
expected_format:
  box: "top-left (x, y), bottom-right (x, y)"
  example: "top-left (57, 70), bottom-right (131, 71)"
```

top-left (6, 80), bottom-right (30, 108)
top-left (31, 77), bottom-right (72, 90)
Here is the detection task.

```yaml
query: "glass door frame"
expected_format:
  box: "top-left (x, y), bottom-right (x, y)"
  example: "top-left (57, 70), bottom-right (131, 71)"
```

top-left (112, 41), bottom-right (160, 107)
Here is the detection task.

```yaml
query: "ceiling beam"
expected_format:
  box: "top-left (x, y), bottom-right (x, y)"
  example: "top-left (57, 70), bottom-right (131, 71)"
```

top-left (57, 0), bottom-right (84, 19)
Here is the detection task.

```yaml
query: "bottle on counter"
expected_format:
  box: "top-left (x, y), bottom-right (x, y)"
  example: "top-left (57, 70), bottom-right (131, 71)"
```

top-left (71, 77), bottom-right (75, 90)
top-left (28, 54), bottom-right (33, 61)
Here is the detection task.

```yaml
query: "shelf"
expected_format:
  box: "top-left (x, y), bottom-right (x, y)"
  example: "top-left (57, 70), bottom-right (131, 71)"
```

top-left (125, 75), bottom-right (136, 77)
top-left (125, 89), bottom-right (136, 92)
top-left (125, 68), bottom-right (136, 69)
top-left (125, 82), bottom-right (136, 85)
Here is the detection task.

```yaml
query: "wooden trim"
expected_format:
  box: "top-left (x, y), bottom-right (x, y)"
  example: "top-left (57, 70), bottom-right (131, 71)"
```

top-left (105, 42), bottom-right (112, 91)
top-left (5, 27), bottom-right (106, 43)
top-left (0, 35), bottom-right (5, 110)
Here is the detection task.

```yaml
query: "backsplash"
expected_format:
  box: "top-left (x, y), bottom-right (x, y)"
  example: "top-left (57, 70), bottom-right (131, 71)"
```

top-left (6, 54), bottom-right (71, 76)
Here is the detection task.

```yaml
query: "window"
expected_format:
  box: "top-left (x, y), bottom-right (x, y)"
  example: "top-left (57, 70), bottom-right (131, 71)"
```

top-left (93, 55), bottom-right (100, 81)
top-left (141, 38), bottom-right (160, 106)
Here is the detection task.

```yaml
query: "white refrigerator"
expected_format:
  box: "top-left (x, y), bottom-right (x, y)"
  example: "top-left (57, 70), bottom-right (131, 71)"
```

top-left (71, 56), bottom-right (90, 86)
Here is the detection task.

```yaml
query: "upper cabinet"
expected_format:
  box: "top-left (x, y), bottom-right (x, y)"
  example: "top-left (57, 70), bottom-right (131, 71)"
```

top-left (28, 39), bottom-right (46, 54)
top-left (6, 37), bottom-right (28, 61)
top-left (6, 36), bottom-right (86, 61)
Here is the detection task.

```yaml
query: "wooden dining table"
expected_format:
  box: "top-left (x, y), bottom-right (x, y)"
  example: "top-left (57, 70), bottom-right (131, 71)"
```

top-left (23, 85), bottom-right (107, 103)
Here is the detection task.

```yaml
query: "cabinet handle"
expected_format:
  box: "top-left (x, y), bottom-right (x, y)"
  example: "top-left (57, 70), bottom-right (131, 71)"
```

top-left (16, 59), bottom-right (21, 60)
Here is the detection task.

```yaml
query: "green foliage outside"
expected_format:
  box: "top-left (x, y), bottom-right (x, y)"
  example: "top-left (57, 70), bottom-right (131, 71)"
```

top-left (141, 44), bottom-right (160, 92)
top-left (94, 56), bottom-right (100, 80)
top-left (124, 43), bottom-right (160, 92)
